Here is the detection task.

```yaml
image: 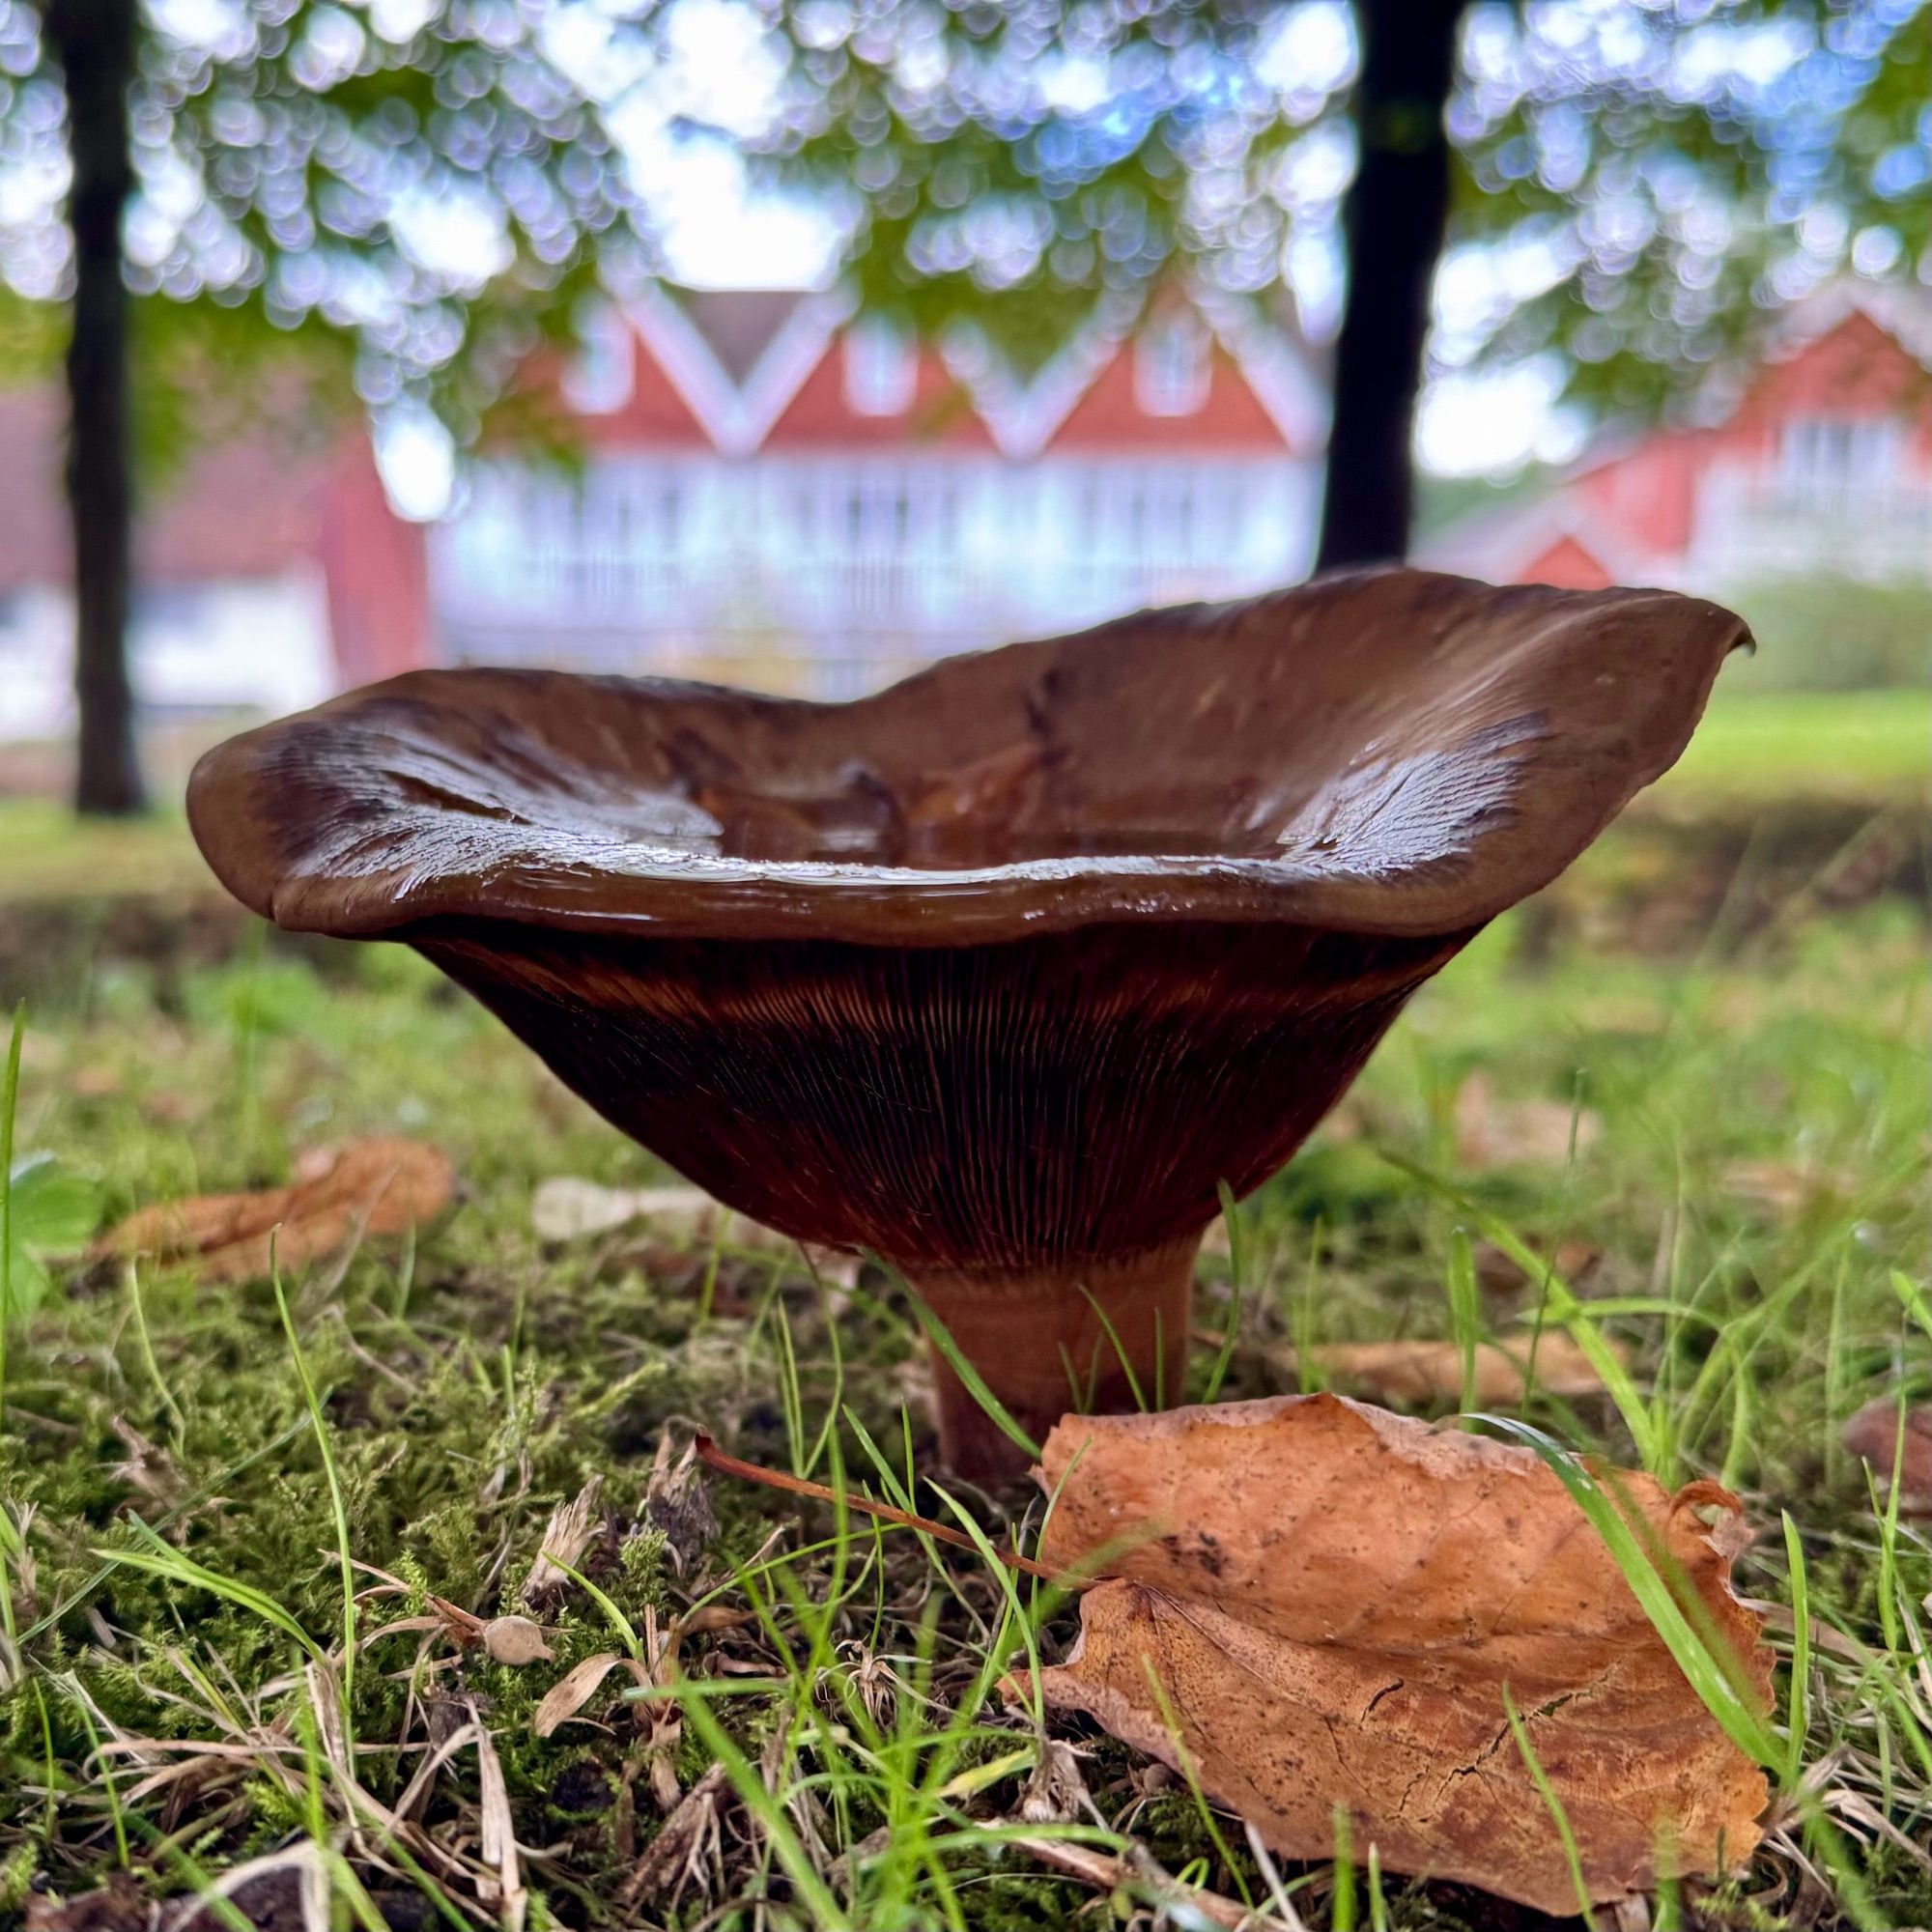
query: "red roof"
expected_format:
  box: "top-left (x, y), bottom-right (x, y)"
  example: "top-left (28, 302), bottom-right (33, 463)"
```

top-left (595, 284), bottom-right (1321, 460)
top-left (764, 339), bottom-right (996, 448)
top-left (1050, 342), bottom-right (1293, 451)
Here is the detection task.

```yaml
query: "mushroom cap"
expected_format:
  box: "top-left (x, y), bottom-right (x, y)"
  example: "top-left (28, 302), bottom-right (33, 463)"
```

top-left (188, 569), bottom-right (1747, 950)
top-left (187, 568), bottom-right (1746, 1269)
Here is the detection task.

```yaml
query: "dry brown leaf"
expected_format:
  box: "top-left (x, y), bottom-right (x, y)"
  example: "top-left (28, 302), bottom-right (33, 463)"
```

top-left (1018, 1738), bottom-right (1092, 1825)
top-left (1842, 1397), bottom-right (1932, 1515)
top-left (1455, 1072), bottom-right (1603, 1170)
top-left (619, 1762), bottom-right (731, 1910)
top-left (643, 1434), bottom-right (718, 1577)
top-left (469, 1698), bottom-right (528, 1932)
top-left (1026, 1393), bottom-right (1772, 1918)
top-left (1281, 1333), bottom-right (1626, 1406)
top-left (532, 1651), bottom-right (649, 1738)
top-left (93, 1138), bottom-right (453, 1284)
top-left (107, 1415), bottom-right (184, 1510)
top-left (522, 1475), bottom-right (605, 1607)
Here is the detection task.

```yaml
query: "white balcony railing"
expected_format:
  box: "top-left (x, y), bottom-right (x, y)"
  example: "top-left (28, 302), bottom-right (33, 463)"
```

top-left (429, 451), bottom-right (1318, 693)
top-left (1692, 463), bottom-right (1932, 582)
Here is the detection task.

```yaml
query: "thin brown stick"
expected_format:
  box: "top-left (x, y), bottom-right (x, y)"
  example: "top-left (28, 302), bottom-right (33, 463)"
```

top-left (1012, 1837), bottom-right (1264, 1931)
top-left (692, 1433), bottom-right (1060, 1583)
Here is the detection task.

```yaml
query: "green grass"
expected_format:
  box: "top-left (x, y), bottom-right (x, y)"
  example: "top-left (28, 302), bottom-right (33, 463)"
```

top-left (0, 799), bottom-right (206, 902)
top-left (0, 845), bottom-right (1926, 1927)
top-left (1656, 689), bottom-right (1930, 804)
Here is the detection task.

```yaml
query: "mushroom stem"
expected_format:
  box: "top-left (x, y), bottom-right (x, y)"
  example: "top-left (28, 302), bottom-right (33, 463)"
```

top-left (912, 1237), bottom-right (1200, 1480)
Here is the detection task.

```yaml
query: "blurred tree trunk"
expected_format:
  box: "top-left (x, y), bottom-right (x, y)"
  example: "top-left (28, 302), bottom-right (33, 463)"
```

top-left (46, 0), bottom-right (145, 816)
top-left (1316, 0), bottom-right (1465, 574)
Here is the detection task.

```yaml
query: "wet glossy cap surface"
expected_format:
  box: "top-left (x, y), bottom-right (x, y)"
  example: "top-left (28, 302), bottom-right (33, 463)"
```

top-left (187, 568), bottom-right (1748, 950)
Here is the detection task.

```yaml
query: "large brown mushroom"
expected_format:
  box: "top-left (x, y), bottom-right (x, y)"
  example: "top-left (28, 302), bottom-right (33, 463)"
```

top-left (187, 568), bottom-right (1747, 1476)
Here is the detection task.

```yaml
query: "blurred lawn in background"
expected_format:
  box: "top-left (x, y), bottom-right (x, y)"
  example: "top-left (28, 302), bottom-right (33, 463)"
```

top-left (1665, 688), bottom-right (1930, 800)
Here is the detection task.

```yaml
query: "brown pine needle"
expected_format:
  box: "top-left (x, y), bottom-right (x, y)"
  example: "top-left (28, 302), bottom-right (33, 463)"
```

top-left (692, 1433), bottom-right (1060, 1582)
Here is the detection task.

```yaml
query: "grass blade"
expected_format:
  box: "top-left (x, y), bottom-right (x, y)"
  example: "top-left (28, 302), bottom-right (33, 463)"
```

top-left (1387, 1154), bottom-right (1660, 1467)
top-left (1445, 1226), bottom-right (1482, 1416)
top-left (1, 1002), bottom-right (22, 1388)
top-left (1503, 1683), bottom-right (1598, 1928)
top-left (1203, 1179), bottom-right (1244, 1404)
top-left (1477, 1415), bottom-right (1780, 1766)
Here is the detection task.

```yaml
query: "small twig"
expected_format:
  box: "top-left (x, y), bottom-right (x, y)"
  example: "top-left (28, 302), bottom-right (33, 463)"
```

top-left (692, 1433), bottom-right (1062, 1583)
top-left (1012, 1835), bottom-right (1270, 1930)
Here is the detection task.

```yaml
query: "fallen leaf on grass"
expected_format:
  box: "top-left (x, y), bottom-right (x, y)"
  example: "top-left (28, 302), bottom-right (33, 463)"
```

top-left (1024, 1393), bottom-right (1772, 1918)
top-left (93, 1138), bottom-right (453, 1283)
top-left (533, 1652), bottom-right (649, 1738)
top-left (1455, 1073), bottom-right (1603, 1170)
top-left (1280, 1333), bottom-right (1626, 1406)
top-left (1842, 1397), bottom-right (1932, 1515)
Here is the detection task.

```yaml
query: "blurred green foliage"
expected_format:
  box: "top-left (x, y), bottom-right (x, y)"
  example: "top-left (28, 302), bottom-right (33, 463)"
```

top-left (1723, 574), bottom-right (1932, 692)
top-left (2, 1151), bottom-right (99, 1321)
top-left (0, 0), bottom-right (1924, 458)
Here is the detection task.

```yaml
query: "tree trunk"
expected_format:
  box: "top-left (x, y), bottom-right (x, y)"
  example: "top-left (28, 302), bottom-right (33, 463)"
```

top-left (47, 0), bottom-right (145, 816)
top-left (1315, 0), bottom-right (1465, 574)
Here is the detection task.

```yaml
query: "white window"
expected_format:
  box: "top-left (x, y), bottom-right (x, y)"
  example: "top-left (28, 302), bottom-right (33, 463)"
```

top-left (843, 316), bottom-right (919, 416)
top-left (1780, 415), bottom-right (1902, 486)
top-left (562, 300), bottom-right (635, 415)
top-left (1134, 310), bottom-right (1211, 416)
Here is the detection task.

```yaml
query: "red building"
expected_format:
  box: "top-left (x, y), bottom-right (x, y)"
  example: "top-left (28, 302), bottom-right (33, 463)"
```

top-left (0, 279), bottom-right (1324, 740)
top-left (0, 387), bottom-right (368, 744)
top-left (7, 278), bottom-right (1919, 748)
top-left (1426, 287), bottom-right (1932, 594)
top-left (424, 280), bottom-right (1328, 696)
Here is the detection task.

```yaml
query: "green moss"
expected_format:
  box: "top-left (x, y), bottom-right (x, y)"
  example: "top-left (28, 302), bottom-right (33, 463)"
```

top-left (0, 899), bottom-right (1925, 1928)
